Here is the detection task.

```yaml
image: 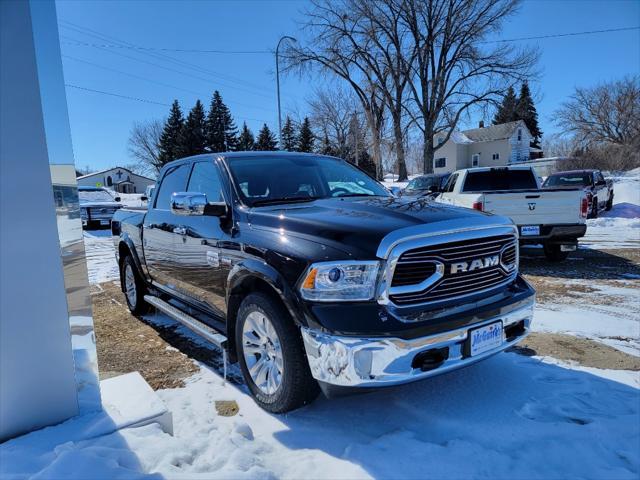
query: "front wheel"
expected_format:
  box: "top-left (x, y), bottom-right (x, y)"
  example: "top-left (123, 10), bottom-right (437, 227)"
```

top-left (236, 292), bottom-right (319, 413)
top-left (605, 194), bottom-right (613, 211)
top-left (543, 243), bottom-right (570, 262)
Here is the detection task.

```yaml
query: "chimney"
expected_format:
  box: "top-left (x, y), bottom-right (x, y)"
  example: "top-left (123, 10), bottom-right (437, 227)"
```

top-left (479, 120), bottom-right (485, 128)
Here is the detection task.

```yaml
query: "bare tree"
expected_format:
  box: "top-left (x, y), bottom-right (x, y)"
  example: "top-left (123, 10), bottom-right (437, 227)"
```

top-left (285, 0), bottom-right (412, 180)
top-left (127, 119), bottom-right (163, 174)
top-left (308, 86), bottom-right (357, 158)
top-left (555, 76), bottom-right (640, 148)
top-left (400, 0), bottom-right (538, 173)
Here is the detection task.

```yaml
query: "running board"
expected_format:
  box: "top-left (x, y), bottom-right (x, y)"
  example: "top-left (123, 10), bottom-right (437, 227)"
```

top-left (144, 295), bottom-right (228, 349)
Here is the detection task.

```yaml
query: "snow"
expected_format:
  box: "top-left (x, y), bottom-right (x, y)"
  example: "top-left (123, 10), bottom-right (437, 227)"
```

top-left (582, 170), bottom-right (640, 250)
top-left (84, 230), bottom-right (119, 284)
top-left (2, 351), bottom-right (638, 479)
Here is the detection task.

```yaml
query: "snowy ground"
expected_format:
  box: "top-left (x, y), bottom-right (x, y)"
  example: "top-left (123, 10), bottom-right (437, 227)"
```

top-left (2, 172), bottom-right (638, 479)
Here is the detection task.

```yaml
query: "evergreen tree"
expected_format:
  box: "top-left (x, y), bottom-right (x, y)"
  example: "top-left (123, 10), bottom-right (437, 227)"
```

top-left (515, 81), bottom-right (543, 148)
top-left (296, 117), bottom-right (314, 152)
top-left (357, 151), bottom-right (377, 178)
top-left (158, 100), bottom-right (184, 165)
top-left (237, 122), bottom-right (255, 151)
top-left (254, 124), bottom-right (278, 151)
top-left (177, 100), bottom-right (207, 157)
top-left (492, 86), bottom-right (517, 125)
top-left (280, 116), bottom-right (296, 151)
top-left (205, 90), bottom-right (238, 152)
top-left (318, 133), bottom-right (337, 156)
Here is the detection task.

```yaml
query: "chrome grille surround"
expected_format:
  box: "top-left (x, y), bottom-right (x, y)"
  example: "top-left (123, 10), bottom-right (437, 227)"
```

top-left (377, 224), bottom-right (519, 309)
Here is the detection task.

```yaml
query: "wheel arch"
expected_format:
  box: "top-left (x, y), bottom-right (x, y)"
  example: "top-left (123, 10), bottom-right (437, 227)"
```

top-left (226, 261), bottom-right (306, 362)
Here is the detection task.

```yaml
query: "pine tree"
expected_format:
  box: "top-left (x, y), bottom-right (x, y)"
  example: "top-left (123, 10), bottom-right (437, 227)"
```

top-left (237, 122), bottom-right (255, 151)
top-left (177, 100), bottom-right (207, 157)
top-left (254, 124), bottom-right (278, 151)
top-left (492, 86), bottom-right (518, 125)
top-left (158, 100), bottom-right (184, 165)
top-left (515, 81), bottom-right (543, 148)
top-left (319, 133), bottom-right (336, 156)
top-left (296, 117), bottom-right (314, 152)
top-left (280, 116), bottom-right (296, 151)
top-left (205, 91), bottom-right (238, 152)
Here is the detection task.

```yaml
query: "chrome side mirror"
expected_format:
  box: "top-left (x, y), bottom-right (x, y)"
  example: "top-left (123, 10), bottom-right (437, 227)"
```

top-left (171, 192), bottom-right (207, 216)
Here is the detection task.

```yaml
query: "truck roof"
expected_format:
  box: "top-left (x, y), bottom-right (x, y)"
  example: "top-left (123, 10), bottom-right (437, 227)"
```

top-left (457, 165), bottom-right (534, 173)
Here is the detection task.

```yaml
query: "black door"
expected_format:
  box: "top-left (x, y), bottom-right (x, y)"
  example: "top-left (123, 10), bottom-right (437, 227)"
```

top-left (143, 162), bottom-right (191, 293)
top-left (173, 159), bottom-right (232, 318)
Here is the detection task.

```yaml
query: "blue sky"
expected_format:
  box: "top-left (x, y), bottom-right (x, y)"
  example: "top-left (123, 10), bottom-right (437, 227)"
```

top-left (56, 0), bottom-right (640, 172)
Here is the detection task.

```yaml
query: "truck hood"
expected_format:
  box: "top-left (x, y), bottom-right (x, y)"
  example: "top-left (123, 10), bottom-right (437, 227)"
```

top-left (247, 196), bottom-right (506, 258)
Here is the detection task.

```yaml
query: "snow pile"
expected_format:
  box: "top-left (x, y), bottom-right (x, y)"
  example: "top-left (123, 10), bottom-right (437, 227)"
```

top-left (2, 352), bottom-right (638, 479)
top-left (83, 230), bottom-right (119, 284)
top-left (583, 169), bottom-right (639, 249)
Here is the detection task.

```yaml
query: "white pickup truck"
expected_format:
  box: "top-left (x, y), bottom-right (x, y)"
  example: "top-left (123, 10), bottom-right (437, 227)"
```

top-left (435, 166), bottom-right (588, 261)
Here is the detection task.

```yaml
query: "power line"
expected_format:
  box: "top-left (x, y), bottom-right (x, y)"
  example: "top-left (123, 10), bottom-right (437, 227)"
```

top-left (59, 20), bottom-right (275, 96)
top-left (479, 26), bottom-right (639, 44)
top-left (64, 83), bottom-right (273, 123)
top-left (65, 84), bottom-right (171, 106)
top-left (62, 54), bottom-right (278, 113)
top-left (61, 39), bottom-right (270, 54)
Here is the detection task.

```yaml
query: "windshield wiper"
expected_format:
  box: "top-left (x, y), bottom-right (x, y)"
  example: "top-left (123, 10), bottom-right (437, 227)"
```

top-left (334, 193), bottom-right (378, 198)
top-left (252, 196), bottom-right (321, 207)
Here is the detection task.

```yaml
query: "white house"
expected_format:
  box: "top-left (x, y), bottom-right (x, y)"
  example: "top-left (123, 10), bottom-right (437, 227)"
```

top-left (432, 120), bottom-right (533, 174)
top-left (76, 167), bottom-right (155, 194)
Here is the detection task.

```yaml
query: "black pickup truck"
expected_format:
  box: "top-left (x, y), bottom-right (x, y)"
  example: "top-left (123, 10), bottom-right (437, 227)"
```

top-left (112, 152), bottom-right (535, 412)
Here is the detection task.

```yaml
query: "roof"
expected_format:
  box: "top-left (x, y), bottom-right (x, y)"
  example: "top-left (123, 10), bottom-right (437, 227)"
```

top-left (77, 166), bottom-right (155, 181)
top-left (159, 151), bottom-right (342, 171)
top-left (458, 120), bottom-right (529, 143)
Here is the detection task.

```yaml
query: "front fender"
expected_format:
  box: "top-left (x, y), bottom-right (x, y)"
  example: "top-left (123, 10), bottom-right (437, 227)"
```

top-left (226, 258), bottom-right (308, 327)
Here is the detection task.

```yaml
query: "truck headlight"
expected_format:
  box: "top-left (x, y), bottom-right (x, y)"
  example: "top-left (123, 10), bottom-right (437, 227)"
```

top-left (299, 261), bottom-right (380, 302)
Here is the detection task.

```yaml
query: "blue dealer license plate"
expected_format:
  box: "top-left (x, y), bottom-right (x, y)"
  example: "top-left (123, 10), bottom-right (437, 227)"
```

top-left (470, 321), bottom-right (503, 356)
top-left (521, 225), bottom-right (540, 236)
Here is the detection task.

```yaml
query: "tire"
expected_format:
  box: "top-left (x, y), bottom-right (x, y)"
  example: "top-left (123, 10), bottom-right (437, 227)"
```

top-left (605, 194), bottom-right (613, 211)
top-left (543, 243), bottom-right (570, 262)
top-left (236, 292), bottom-right (319, 413)
top-left (588, 197), bottom-right (598, 219)
top-left (121, 255), bottom-right (150, 315)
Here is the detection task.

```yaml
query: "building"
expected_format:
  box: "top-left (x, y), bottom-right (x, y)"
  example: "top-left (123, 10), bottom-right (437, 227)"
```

top-left (76, 167), bottom-right (155, 193)
top-left (433, 120), bottom-right (533, 174)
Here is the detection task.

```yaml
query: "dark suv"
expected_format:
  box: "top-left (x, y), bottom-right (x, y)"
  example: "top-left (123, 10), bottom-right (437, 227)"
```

top-left (112, 152), bottom-right (535, 412)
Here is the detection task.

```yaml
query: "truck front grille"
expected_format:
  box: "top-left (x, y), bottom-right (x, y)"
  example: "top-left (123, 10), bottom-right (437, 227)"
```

top-left (389, 234), bottom-right (517, 305)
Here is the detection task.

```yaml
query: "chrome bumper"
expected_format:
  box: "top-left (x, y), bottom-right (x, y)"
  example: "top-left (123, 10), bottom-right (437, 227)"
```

top-left (301, 301), bottom-right (534, 387)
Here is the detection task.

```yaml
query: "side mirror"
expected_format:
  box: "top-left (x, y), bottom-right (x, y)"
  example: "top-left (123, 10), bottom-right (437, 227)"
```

top-left (140, 196), bottom-right (148, 202)
top-left (171, 192), bottom-right (228, 217)
top-left (115, 196), bottom-right (121, 202)
top-left (596, 180), bottom-right (606, 186)
top-left (171, 192), bottom-right (207, 216)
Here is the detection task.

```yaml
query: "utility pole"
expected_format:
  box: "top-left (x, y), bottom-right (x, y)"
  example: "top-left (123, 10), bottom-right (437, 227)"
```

top-left (275, 36), bottom-right (296, 145)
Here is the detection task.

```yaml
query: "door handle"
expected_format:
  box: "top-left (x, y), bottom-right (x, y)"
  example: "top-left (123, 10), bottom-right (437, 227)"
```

top-left (173, 227), bottom-right (187, 235)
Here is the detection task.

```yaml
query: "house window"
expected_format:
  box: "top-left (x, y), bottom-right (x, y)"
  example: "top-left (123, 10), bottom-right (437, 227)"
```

top-left (517, 129), bottom-right (522, 142)
top-left (106, 175), bottom-right (112, 186)
top-left (437, 137), bottom-right (444, 145)
top-left (492, 153), bottom-right (500, 161)
top-left (472, 154), bottom-right (480, 167)
top-left (434, 157), bottom-right (446, 168)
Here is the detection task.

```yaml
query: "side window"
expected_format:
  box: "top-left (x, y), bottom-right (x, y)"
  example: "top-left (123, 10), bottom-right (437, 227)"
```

top-left (154, 164), bottom-right (190, 210)
top-left (187, 161), bottom-right (224, 203)
top-left (444, 173), bottom-right (458, 193)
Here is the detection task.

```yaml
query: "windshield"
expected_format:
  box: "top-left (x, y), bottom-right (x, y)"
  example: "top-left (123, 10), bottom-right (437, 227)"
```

top-left (407, 176), bottom-right (439, 190)
top-left (79, 189), bottom-right (114, 203)
top-left (543, 172), bottom-right (591, 187)
top-left (227, 155), bottom-right (390, 206)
